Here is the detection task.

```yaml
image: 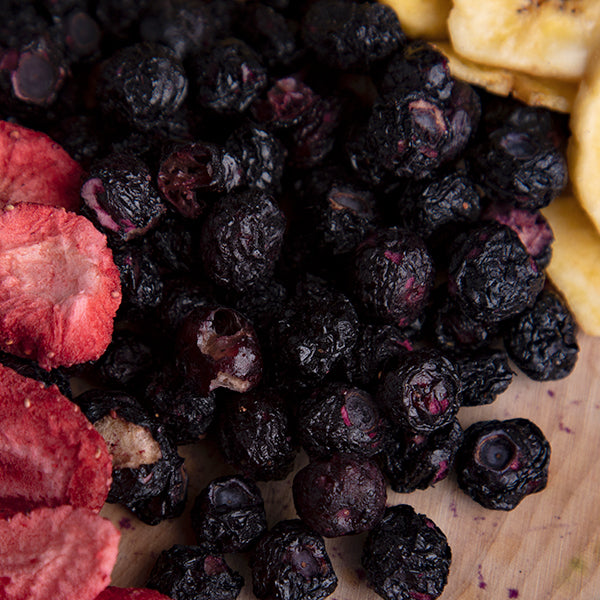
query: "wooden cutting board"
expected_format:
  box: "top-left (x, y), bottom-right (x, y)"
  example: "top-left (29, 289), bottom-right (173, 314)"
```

top-left (102, 331), bottom-right (600, 600)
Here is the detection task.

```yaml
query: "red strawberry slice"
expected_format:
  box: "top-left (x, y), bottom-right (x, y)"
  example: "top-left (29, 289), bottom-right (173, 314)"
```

top-left (0, 505), bottom-right (120, 600)
top-left (96, 587), bottom-right (174, 600)
top-left (0, 363), bottom-right (112, 516)
top-left (0, 203), bottom-right (122, 369)
top-left (0, 120), bottom-right (83, 212)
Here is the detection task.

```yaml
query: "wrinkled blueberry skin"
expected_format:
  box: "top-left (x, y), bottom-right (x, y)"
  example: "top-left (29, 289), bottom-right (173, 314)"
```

top-left (217, 388), bottom-right (296, 481)
top-left (452, 348), bottom-right (513, 407)
top-left (147, 545), bottom-right (244, 600)
top-left (448, 223), bottom-right (545, 323)
top-left (251, 520), bottom-right (338, 600)
top-left (191, 475), bottom-right (267, 553)
top-left (378, 348), bottom-right (461, 434)
top-left (297, 383), bottom-right (387, 458)
top-left (504, 289), bottom-right (579, 381)
top-left (292, 454), bottom-right (387, 537)
top-left (362, 505), bottom-right (451, 600)
top-left (380, 418), bottom-right (464, 493)
top-left (456, 418), bottom-right (551, 511)
top-left (200, 189), bottom-right (286, 292)
top-left (96, 42), bottom-right (188, 130)
top-left (354, 227), bottom-right (435, 327)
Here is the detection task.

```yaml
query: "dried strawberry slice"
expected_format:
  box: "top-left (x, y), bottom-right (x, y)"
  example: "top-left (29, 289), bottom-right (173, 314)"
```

top-left (0, 505), bottom-right (120, 600)
top-left (96, 587), bottom-right (174, 600)
top-left (0, 121), bottom-right (83, 212)
top-left (0, 203), bottom-right (121, 369)
top-left (0, 364), bottom-right (112, 517)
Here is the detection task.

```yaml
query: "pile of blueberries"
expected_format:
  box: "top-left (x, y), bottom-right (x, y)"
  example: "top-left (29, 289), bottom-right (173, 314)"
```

top-left (0, 1), bottom-right (580, 599)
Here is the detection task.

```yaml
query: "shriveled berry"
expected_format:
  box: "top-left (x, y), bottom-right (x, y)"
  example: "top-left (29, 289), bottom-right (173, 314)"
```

top-left (176, 306), bottom-right (263, 395)
top-left (302, 0), bottom-right (405, 70)
top-left (200, 189), bottom-right (286, 292)
top-left (251, 520), bottom-right (338, 600)
top-left (81, 153), bottom-right (166, 241)
top-left (297, 383), bottom-right (387, 458)
top-left (453, 348), bottom-right (513, 406)
top-left (293, 454), bottom-right (386, 537)
top-left (456, 418), bottom-right (550, 510)
top-left (191, 38), bottom-right (267, 114)
top-left (448, 223), bottom-right (545, 323)
top-left (483, 201), bottom-right (554, 269)
top-left (78, 390), bottom-right (188, 525)
top-left (97, 42), bottom-right (188, 130)
top-left (362, 505), bottom-right (451, 600)
top-left (354, 227), bottom-right (435, 327)
top-left (217, 388), bottom-right (296, 481)
top-left (157, 141), bottom-right (242, 219)
top-left (380, 418), bottom-right (464, 493)
top-left (147, 545), bottom-right (244, 600)
top-left (378, 348), bottom-right (460, 434)
top-left (191, 475), bottom-right (267, 553)
top-left (504, 288), bottom-right (579, 381)
top-left (144, 365), bottom-right (216, 445)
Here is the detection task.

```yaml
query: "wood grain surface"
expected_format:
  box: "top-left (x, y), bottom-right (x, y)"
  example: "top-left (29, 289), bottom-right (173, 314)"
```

top-left (102, 332), bottom-right (600, 600)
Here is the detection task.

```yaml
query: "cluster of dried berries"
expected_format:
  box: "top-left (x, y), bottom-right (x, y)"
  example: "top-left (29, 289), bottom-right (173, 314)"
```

top-left (0, 1), bottom-right (579, 599)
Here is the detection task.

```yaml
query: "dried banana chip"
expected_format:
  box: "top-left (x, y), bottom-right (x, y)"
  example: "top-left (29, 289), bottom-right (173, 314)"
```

top-left (380, 0), bottom-right (451, 40)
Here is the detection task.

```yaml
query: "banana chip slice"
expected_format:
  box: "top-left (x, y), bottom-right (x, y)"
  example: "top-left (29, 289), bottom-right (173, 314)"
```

top-left (542, 196), bottom-right (600, 337)
top-left (448, 0), bottom-right (600, 81)
top-left (380, 0), bottom-right (451, 40)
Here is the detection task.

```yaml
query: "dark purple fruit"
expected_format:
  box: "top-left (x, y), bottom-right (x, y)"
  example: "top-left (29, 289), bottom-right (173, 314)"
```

top-left (191, 475), bottom-right (267, 553)
top-left (176, 306), bottom-right (263, 396)
top-left (362, 504), bottom-right (451, 600)
top-left (292, 454), bottom-right (387, 537)
top-left (251, 520), bottom-right (338, 600)
top-left (456, 418), bottom-right (551, 510)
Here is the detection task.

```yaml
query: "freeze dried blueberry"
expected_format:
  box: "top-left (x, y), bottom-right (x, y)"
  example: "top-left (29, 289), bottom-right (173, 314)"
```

top-left (270, 277), bottom-right (359, 384)
top-left (483, 202), bottom-right (554, 269)
top-left (354, 227), bottom-right (435, 327)
top-left (49, 115), bottom-right (103, 169)
top-left (343, 323), bottom-right (413, 389)
top-left (298, 383), bottom-right (387, 458)
top-left (147, 545), bottom-right (244, 600)
top-left (97, 43), bottom-right (188, 131)
top-left (378, 348), bottom-right (460, 434)
top-left (225, 124), bottom-right (286, 193)
top-left (452, 348), bottom-right (513, 407)
top-left (0, 351), bottom-right (71, 398)
top-left (176, 306), bottom-right (263, 395)
top-left (217, 388), bottom-right (296, 481)
top-left (94, 329), bottom-right (155, 392)
top-left (113, 244), bottom-right (164, 314)
top-left (157, 141), bottom-right (242, 219)
top-left (144, 365), bottom-right (216, 445)
top-left (191, 475), bottom-right (267, 553)
top-left (293, 454), bottom-right (386, 537)
top-left (251, 520), bottom-right (338, 600)
top-left (362, 504), bottom-right (451, 600)
top-left (448, 223), bottom-right (545, 323)
top-left (302, 0), bottom-right (405, 70)
top-left (62, 9), bottom-right (101, 60)
top-left (456, 418), bottom-right (550, 510)
top-left (78, 390), bottom-right (188, 525)
top-left (380, 418), bottom-right (463, 493)
top-left (380, 40), bottom-right (453, 102)
top-left (81, 153), bottom-right (166, 241)
top-left (396, 171), bottom-right (481, 240)
top-left (504, 288), bottom-right (579, 381)
top-left (469, 126), bottom-right (567, 210)
top-left (200, 189), bottom-right (286, 292)
top-left (191, 38), bottom-right (267, 114)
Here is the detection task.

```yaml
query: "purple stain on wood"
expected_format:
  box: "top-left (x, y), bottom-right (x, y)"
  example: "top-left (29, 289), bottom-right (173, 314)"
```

top-left (508, 589), bottom-right (519, 598)
top-left (118, 517), bottom-right (134, 530)
top-left (477, 564), bottom-right (487, 589)
top-left (547, 389), bottom-right (555, 397)
top-left (355, 567), bottom-right (367, 582)
top-left (559, 422), bottom-right (573, 434)
top-left (449, 501), bottom-right (458, 517)
top-left (473, 516), bottom-right (486, 521)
